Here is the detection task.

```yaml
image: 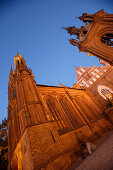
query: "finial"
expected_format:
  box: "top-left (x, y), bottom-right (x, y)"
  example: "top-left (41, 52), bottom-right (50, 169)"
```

top-left (11, 65), bottom-right (13, 70)
top-left (16, 51), bottom-right (22, 58)
top-left (59, 81), bottom-right (65, 87)
top-left (17, 51), bottom-right (19, 56)
top-left (10, 65), bottom-right (13, 74)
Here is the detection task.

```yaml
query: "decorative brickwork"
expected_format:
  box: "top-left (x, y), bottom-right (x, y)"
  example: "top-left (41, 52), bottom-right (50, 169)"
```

top-left (8, 54), bottom-right (111, 170)
top-left (75, 60), bottom-right (113, 106)
top-left (8, 10), bottom-right (113, 168)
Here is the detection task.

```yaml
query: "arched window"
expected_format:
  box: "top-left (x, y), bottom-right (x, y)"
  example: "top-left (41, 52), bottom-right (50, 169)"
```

top-left (98, 85), bottom-right (113, 100)
top-left (46, 96), bottom-right (66, 132)
top-left (83, 95), bottom-right (102, 118)
top-left (59, 96), bottom-right (83, 129)
top-left (74, 96), bottom-right (94, 121)
top-left (101, 33), bottom-right (113, 47)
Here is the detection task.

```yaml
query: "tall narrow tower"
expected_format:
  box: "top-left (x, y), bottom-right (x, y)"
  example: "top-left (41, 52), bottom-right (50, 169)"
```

top-left (8, 54), bottom-right (67, 170)
top-left (65, 10), bottom-right (113, 65)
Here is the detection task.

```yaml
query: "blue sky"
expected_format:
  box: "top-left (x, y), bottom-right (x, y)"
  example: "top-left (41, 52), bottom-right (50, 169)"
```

top-left (0, 0), bottom-right (113, 122)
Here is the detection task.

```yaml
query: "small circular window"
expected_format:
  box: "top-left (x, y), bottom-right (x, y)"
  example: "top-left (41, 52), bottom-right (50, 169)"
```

top-left (101, 33), bottom-right (113, 47)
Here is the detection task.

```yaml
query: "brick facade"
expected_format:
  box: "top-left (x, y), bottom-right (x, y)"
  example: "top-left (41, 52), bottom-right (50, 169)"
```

top-left (8, 10), bottom-right (113, 170)
top-left (8, 54), bottom-right (113, 170)
top-left (75, 60), bottom-right (113, 106)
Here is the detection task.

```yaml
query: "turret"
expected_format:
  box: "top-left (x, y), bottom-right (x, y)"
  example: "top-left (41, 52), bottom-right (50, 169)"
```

top-left (65, 10), bottom-right (113, 65)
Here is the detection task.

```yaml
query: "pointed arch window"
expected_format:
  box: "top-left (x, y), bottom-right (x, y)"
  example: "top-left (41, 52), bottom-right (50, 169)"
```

top-left (98, 85), bottom-right (113, 100)
top-left (74, 96), bottom-right (94, 121)
top-left (46, 96), bottom-right (66, 132)
top-left (59, 96), bottom-right (83, 129)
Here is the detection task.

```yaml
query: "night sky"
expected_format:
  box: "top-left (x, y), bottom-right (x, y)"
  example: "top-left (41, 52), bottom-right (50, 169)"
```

top-left (0, 0), bottom-right (113, 122)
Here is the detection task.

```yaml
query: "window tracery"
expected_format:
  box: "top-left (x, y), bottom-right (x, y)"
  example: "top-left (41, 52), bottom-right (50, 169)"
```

top-left (46, 96), bottom-right (66, 131)
top-left (59, 96), bottom-right (83, 128)
top-left (98, 85), bottom-right (113, 100)
top-left (74, 96), bottom-right (94, 121)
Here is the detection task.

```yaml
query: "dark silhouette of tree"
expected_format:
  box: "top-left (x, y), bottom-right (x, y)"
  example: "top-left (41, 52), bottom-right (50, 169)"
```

top-left (0, 118), bottom-right (8, 170)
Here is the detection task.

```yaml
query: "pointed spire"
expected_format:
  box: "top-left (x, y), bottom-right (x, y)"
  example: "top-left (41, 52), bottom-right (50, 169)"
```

top-left (10, 65), bottom-right (13, 75)
top-left (78, 13), bottom-right (93, 23)
top-left (59, 81), bottom-right (66, 87)
top-left (16, 51), bottom-right (22, 58)
top-left (9, 65), bottom-right (13, 80)
top-left (64, 26), bottom-right (80, 36)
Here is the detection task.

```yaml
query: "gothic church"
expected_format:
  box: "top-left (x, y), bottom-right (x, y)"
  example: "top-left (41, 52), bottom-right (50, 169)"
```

top-left (8, 10), bottom-right (113, 170)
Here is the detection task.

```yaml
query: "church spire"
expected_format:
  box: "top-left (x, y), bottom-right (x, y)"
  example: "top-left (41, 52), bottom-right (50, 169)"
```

top-left (10, 65), bottom-right (13, 74)
top-left (9, 65), bottom-right (13, 79)
top-left (13, 53), bottom-right (27, 69)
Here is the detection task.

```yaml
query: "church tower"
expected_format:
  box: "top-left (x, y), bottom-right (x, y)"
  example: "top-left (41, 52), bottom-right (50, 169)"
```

top-left (64, 9), bottom-right (113, 65)
top-left (8, 53), bottom-right (68, 170)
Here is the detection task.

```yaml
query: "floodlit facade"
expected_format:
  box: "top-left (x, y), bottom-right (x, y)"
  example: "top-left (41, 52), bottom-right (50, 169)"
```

top-left (8, 53), bottom-right (108, 170)
top-left (64, 9), bottom-right (113, 64)
top-left (8, 9), bottom-right (113, 170)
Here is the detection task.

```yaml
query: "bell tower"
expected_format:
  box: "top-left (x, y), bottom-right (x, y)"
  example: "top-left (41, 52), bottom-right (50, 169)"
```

top-left (14, 53), bottom-right (27, 69)
top-left (8, 53), bottom-right (68, 170)
top-left (8, 53), bottom-right (47, 129)
top-left (65, 9), bottom-right (113, 65)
